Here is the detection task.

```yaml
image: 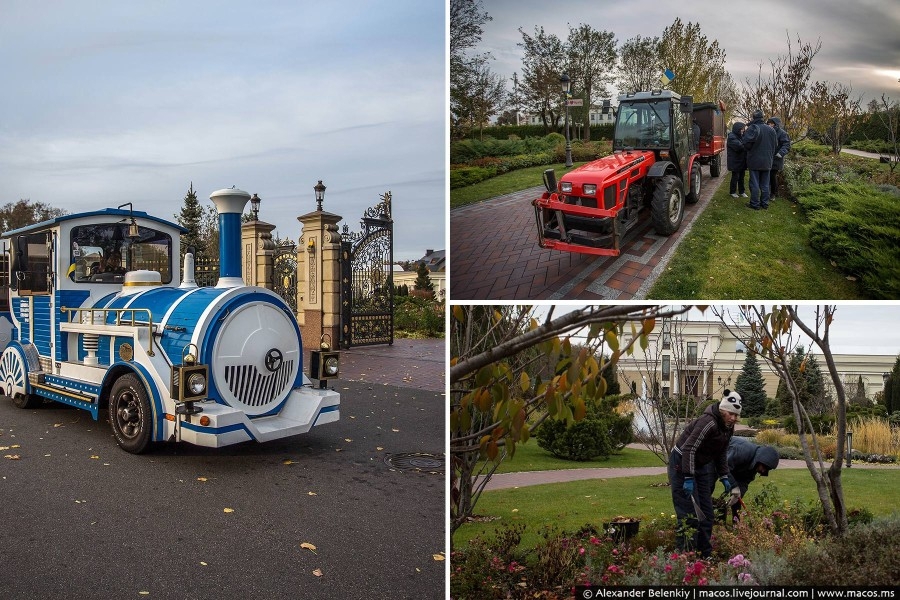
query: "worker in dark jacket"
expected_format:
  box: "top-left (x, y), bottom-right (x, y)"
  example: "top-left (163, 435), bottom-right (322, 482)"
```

top-left (767, 117), bottom-right (791, 198)
top-left (727, 122), bottom-right (747, 197)
top-left (741, 110), bottom-right (778, 210)
top-left (668, 390), bottom-right (741, 557)
top-left (720, 436), bottom-right (780, 522)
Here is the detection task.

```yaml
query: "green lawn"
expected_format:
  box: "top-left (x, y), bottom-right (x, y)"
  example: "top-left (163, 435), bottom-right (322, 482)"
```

top-left (646, 183), bottom-right (863, 299)
top-left (496, 442), bottom-right (663, 474)
top-left (450, 162), bottom-right (586, 209)
top-left (453, 467), bottom-right (900, 550)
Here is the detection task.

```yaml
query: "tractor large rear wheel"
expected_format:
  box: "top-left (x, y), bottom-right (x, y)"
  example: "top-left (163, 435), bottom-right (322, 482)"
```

top-left (650, 174), bottom-right (685, 236)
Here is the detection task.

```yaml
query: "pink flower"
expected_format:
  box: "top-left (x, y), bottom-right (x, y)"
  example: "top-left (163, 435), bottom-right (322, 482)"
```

top-left (698, 578), bottom-right (708, 586)
top-left (607, 565), bottom-right (622, 574)
top-left (590, 536), bottom-right (600, 545)
top-left (579, 547), bottom-right (586, 555)
top-left (664, 565), bottom-right (673, 573)
top-left (670, 552), bottom-right (680, 560)
top-left (612, 548), bottom-right (618, 556)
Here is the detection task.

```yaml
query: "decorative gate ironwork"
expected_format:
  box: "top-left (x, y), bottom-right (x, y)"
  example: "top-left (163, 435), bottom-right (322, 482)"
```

top-left (340, 192), bottom-right (394, 348)
top-left (272, 242), bottom-right (297, 313)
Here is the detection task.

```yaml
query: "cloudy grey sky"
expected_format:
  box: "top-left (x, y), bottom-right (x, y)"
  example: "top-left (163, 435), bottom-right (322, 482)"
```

top-left (476, 0), bottom-right (900, 108)
top-left (0, 1), bottom-right (445, 261)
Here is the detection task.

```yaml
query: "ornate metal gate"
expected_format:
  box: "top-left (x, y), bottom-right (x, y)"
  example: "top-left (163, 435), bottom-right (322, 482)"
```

top-left (272, 242), bottom-right (297, 313)
top-left (340, 192), bottom-right (394, 348)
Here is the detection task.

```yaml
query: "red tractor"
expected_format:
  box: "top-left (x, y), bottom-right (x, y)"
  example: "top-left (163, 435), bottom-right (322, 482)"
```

top-left (693, 101), bottom-right (726, 177)
top-left (533, 90), bottom-right (701, 257)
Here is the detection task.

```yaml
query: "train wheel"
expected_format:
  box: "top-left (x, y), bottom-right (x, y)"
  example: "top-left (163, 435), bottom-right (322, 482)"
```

top-left (109, 373), bottom-right (153, 454)
top-left (1, 345), bottom-right (42, 409)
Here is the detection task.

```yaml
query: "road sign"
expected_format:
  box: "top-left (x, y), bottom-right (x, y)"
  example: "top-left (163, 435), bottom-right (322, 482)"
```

top-left (566, 99), bottom-right (583, 107)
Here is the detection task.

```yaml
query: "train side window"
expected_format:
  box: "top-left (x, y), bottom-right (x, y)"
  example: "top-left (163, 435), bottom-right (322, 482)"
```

top-left (11, 233), bottom-right (50, 295)
top-left (70, 224), bottom-right (173, 284)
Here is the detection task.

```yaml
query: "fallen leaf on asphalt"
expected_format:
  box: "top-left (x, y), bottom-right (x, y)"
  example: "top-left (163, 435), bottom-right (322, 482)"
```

top-left (200, 562), bottom-right (208, 566)
top-left (312, 568), bottom-right (323, 577)
top-left (223, 508), bottom-right (234, 513)
top-left (54, 423), bottom-right (63, 428)
top-left (0, 446), bottom-right (8, 451)
top-left (433, 554), bottom-right (445, 561)
top-left (344, 438), bottom-right (352, 443)
top-left (4, 454), bottom-right (20, 460)
top-left (90, 455), bottom-right (100, 459)
top-left (308, 492), bottom-right (317, 496)
top-left (300, 542), bottom-right (317, 554)
top-left (376, 447), bottom-right (384, 451)
top-left (391, 428), bottom-right (399, 432)
top-left (283, 459), bottom-right (296, 465)
top-left (139, 592), bottom-right (149, 596)
top-left (197, 477), bottom-right (208, 482)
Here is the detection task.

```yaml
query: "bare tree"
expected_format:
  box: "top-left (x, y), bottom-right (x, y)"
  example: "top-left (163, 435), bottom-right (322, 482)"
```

top-left (807, 81), bottom-right (863, 154)
top-left (617, 315), bottom-right (732, 464)
top-left (739, 33), bottom-right (822, 140)
top-left (449, 305), bottom-right (690, 542)
top-left (714, 306), bottom-right (850, 536)
top-left (868, 93), bottom-right (900, 179)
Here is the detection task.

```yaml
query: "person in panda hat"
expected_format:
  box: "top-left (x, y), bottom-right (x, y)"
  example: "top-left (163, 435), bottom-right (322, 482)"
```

top-left (667, 390), bottom-right (742, 557)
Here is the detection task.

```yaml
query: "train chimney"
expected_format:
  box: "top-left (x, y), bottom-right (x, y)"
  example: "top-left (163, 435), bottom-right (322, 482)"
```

top-left (209, 187), bottom-right (251, 288)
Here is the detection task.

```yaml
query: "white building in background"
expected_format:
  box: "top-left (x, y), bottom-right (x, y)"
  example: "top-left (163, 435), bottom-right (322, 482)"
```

top-left (391, 249), bottom-right (446, 299)
top-left (615, 318), bottom-right (895, 402)
top-left (521, 100), bottom-right (618, 127)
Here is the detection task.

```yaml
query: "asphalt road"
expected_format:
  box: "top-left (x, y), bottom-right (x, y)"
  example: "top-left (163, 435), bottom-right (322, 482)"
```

top-left (0, 380), bottom-right (445, 600)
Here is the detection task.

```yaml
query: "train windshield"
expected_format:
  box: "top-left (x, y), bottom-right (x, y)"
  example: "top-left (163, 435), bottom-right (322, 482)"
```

top-left (70, 223), bottom-right (173, 284)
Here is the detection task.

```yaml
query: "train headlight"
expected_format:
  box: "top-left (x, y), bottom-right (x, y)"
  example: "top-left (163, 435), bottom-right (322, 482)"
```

top-left (172, 364), bottom-right (209, 403)
top-left (310, 350), bottom-right (340, 388)
top-left (188, 372), bottom-right (207, 395)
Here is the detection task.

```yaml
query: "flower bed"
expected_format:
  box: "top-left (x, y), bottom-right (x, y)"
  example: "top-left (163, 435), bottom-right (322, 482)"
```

top-left (450, 483), bottom-right (892, 598)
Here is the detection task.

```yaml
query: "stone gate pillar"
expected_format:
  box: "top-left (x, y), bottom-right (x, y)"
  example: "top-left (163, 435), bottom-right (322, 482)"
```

top-left (297, 209), bottom-right (342, 351)
top-left (241, 220), bottom-right (276, 288)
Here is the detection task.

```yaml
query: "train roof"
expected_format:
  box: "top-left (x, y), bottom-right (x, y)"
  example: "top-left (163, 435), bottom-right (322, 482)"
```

top-left (1, 208), bottom-right (188, 239)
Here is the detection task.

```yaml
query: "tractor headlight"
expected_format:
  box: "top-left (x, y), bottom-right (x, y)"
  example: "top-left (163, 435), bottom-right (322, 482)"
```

top-left (582, 184), bottom-right (597, 196)
top-left (560, 181), bottom-right (573, 194)
top-left (188, 372), bottom-right (207, 395)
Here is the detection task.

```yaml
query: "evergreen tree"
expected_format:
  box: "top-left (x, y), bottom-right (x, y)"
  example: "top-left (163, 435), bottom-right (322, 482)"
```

top-left (176, 183), bottom-right (205, 258)
top-left (888, 355), bottom-right (900, 414)
top-left (414, 262), bottom-right (435, 295)
top-left (776, 346), bottom-right (828, 415)
top-left (852, 375), bottom-right (868, 406)
top-left (735, 351), bottom-right (767, 417)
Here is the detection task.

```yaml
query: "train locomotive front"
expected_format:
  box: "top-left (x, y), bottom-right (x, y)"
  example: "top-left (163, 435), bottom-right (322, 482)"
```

top-left (0, 187), bottom-right (339, 453)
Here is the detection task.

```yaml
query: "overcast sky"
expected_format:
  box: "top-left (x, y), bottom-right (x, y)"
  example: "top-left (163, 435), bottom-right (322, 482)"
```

top-left (537, 304), bottom-right (900, 357)
top-left (0, 1), bottom-right (445, 261)
top-left (476, 0), bottom-right (900, 110)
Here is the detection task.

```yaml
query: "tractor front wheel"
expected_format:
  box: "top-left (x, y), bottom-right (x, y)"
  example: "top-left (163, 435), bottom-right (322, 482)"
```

top-left (650, 174), bottom-right (685, 236)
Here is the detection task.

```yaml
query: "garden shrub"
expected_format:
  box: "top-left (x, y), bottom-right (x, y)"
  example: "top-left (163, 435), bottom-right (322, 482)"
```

top-left (794, 180), bottom-right (900, 299)
top-left (536, 416), bottom-right (614, 461)
top-left (785, 515), bottom-right (900, 585)
top-left (450, 524), bottom-right (530, 599)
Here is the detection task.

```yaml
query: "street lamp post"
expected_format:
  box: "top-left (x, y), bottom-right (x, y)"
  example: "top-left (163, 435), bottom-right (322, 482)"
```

top-left (250, 193), bottom-right (261, 221)
top-left (314, 180), bottom-right (327, 211)
top-left (846, 430), bottom-right (853, 468)
top-left (560, 73), bottom-right (573, 168)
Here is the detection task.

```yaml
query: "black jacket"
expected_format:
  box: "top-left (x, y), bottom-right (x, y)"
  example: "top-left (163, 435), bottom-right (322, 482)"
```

top-left (769, 117), bottom-right (791, 170)
top-left (675, 404), bottom-right (734, 478)
top-left (742, 117), bottom-right (778, 171)
top-left (726, 436), bottom-right (780, 491)
top-left (726, 122), bottom-right (746, 172)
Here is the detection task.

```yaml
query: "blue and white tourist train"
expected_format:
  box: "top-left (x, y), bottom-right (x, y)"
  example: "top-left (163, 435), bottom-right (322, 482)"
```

top-left (0, 188), bottom-right (339, 453)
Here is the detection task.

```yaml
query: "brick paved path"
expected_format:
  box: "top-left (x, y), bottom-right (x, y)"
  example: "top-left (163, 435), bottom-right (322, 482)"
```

top-left (450, 167), bottom-right (725, 300)
top-left (307, 337), bottom-right (445, 393)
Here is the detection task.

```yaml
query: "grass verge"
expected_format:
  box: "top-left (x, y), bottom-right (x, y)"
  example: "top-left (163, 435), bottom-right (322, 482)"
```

top-left (453, 467), bottom-right (900, 550)
top-left (450, 162), bottom-right (585, 209)
top-left (646, 183), bottom-right (863, 299)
